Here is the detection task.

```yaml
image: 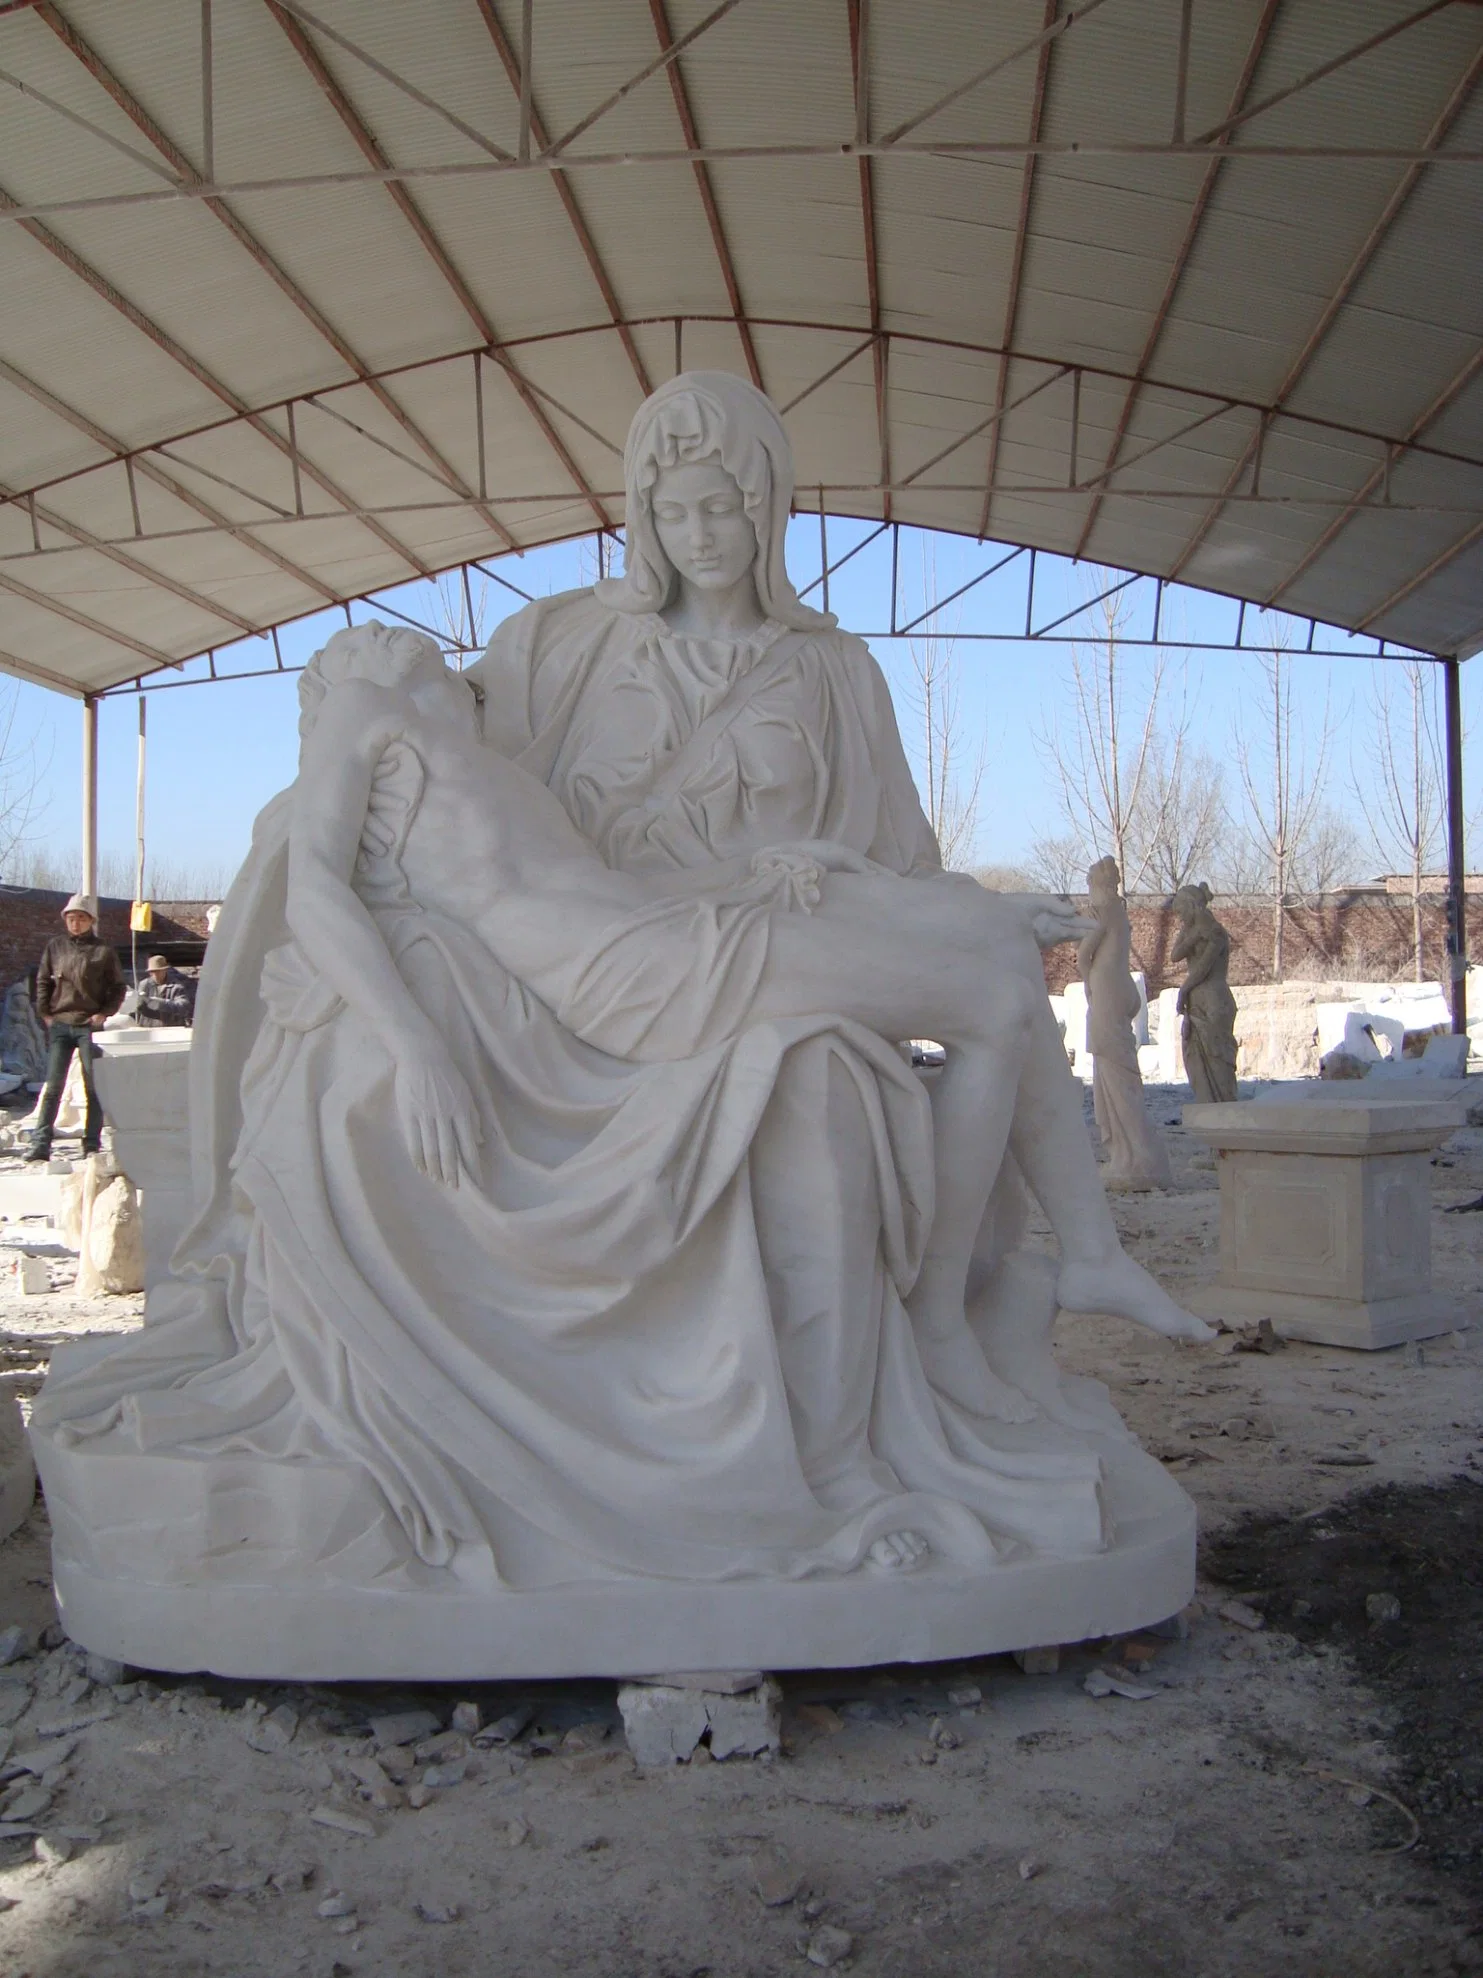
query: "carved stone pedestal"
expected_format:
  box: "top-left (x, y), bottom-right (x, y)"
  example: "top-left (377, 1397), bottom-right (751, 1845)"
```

top-left (1184, 1094), bottom-right (1470, 1350)
top-left (33, 1392), bottom-right (1194, 1681)
top-left (91, 1031), bottom-right (192, 1290)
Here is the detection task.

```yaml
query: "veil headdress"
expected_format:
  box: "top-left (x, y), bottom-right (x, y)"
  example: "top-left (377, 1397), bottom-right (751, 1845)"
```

top-left (596, 370), bottom-right (836, 633)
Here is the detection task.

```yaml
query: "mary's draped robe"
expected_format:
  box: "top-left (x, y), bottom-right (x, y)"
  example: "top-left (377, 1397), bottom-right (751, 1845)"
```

top-left (471, 590), bottom-right (1077, 1502)
top-left (32, 595), bottom-right (1110, 1591)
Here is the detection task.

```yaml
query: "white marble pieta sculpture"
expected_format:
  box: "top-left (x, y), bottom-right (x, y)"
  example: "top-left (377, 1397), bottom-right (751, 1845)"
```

top-left (1079, 857), bottom-right (1171, 1191)
top-left (32, 373), bottom-right (1210, 1681)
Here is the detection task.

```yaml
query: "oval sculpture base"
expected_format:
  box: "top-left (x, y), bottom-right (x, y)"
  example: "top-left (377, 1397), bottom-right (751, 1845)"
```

top-left (33, 1425), bottom-right (1194, 1682)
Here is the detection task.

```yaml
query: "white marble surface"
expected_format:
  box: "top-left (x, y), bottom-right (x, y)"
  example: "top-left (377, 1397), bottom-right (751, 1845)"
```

top-left (32, 375), bottom-right (1202, 1676)
top-left (1184, 1094), bottom-right (1471, 1349)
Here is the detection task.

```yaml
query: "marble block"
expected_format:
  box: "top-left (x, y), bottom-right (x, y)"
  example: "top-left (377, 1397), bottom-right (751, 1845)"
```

top-left (1184, 1094), bottom-right (1470, 1349)
top-left (90, 1032), bottom-right (191, 1291)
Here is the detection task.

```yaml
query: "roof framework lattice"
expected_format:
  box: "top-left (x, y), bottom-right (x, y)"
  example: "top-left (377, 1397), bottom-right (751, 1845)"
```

top-left (1, 0), bottom-right (1481, 697)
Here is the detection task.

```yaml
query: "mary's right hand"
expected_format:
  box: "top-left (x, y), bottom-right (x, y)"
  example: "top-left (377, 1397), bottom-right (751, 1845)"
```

top-left (395, 1042), bottom-right (484, 1187)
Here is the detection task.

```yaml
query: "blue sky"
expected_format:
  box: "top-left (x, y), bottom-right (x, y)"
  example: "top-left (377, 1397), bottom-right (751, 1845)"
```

top-left (4, 519), bottom-right (1479, 896)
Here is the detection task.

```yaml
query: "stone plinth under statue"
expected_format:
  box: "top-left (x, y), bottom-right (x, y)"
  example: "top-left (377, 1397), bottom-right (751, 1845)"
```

top-left (30, 374), bottom-right (1203, 1679)
top-left (1184, 1089), bottom-right (1471, 1350)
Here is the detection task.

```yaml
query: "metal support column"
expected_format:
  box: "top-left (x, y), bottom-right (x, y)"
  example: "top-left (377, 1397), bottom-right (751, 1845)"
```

top-left (81, 694), bottom-right (98, 902)
top-left (1443, 655), bottom-right (1468, 1035)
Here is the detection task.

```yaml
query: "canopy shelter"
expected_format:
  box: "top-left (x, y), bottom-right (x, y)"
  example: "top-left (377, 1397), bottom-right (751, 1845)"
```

top-left (0, 0), bottom-right (1478, 1013)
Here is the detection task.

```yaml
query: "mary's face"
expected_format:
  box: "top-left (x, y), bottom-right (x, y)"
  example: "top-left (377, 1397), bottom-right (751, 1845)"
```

top-left (649, 460), bottom-right (758, 596)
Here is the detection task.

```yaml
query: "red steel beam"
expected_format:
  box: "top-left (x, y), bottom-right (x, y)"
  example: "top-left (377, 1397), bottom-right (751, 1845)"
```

top-left (1357, 515), bottom-right (1483, 632)
top-left (979, 0), bottom-right (1060, 542)
top-left (473, 0), bottom-right (651, 395)
top-left (648, 0), bottom-right (764, 391)
top-left (0, 186), bottom-right (435, 581)
top-left (1169, 39), bottom-right (1483, 581)
top-left (265, 0), bottom-right (610, 530)
top-left (1266, 342), bottom-right (1483, 606)
top-left (847, 1), bottom-right (888, 517)
top-left (846, 0), bottom-right (889, 521)
top-left (34, 3), bottom-right (518, 554)
top-left (1074, 0), bottom-right (1281, 560)
top-left (5, 483), bottom-right (260, 634)
top-left (0, 356), bottom-right (340, 604)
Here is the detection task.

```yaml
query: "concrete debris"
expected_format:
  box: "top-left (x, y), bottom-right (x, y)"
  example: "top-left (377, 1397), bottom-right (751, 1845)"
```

top-left (30, 1707), bottom-right (113, 1737)
top-left (413, 1730), bottom-right (467, 1764)
top-left (3, 1783), bottom-right (53, 1822)
top-left (83, 1654), bottom-right (126, 1687)
top-left (127, 1875), bottom-right (162, 1905)
top-left (342, 1755), bottom-right (401, 1809)
top-left (449, 1700), bottom-right (481, 1735)
top-left (1366, 1591), bottom-right (1402, 1623)
top-left (1233, 1318), bottom-right (1284, 1355)
top-left (420, 1759), bottom-right (468, 1790)
top-left (804, 1924), bottom-right (854, 1967)
top-left (309, 1806), bottom-right (376, 1838)
top-left (561, 1722), bottom-right (608, 1753)
top-left (637, 1670), bottom-right (763, 1694)
top-left (270, 1865), bottom-right (315, 1893)
top-left (927, 1718), bottom-right (962, 1749)
top-left (1012, 1646), bottom-right (1060, 1675)
top-left (473, 1704), bottom-right (532, 1747)
top-left (946, 1685), bottom-right (982, 1707)
top-left (415, 1901), bottom-right (460, 1924)
top-left (503, 1818), bottom-right (529, 1848)
top-left (5, 1736), bottom-right (77, 1776)
top-left (132, 1895), bottom-right (170, 1920)
top-left (1217, 1600), bottom-right (1266, 1631)
top-left (752, 1851), bottom-right (803, 1907)
top-left (35, 1832), bottom-right (73, 1865)
top-left (0, 1690), bottom-right (31, 1729)
top-left (1083, 1668), bottom-right (1159, 1701)
top-left (406, 1783), bottom-right (433, 1810)
top-left (1018, 1856), bottom-right (1044, 1881)
top-left (0, 1625), bottom-right (30, 1667)
top-left (12, 1254), bottom-right (49, 1296)
top-left (316, 1892), bottom-right (356, 1918)
top-left (618, 1676), bottom-right (782, 1767)
top-left (369, 1709), bottom-right (442, 1749)
top-left (244, 1703), bottom-right (299, 1753)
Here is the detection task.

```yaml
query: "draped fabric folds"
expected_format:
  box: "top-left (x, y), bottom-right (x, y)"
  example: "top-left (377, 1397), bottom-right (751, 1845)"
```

top-left (35, 596), bottom-right (1110, 1585)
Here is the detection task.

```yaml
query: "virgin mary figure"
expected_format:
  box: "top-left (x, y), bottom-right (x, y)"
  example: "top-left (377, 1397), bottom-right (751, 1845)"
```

top-left (470, 372), bottom-right (1191, 1489)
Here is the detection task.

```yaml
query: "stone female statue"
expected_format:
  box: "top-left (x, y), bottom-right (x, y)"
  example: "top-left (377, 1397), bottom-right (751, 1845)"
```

top-left (1078, 857), bottom-right (1171, 1191)
top-left (1171, 881), bottom-right (1239, 1103)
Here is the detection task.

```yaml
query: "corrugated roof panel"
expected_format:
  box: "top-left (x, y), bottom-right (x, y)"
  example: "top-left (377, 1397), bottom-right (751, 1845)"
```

top-left (0, 0), bottom-right (1478, 685)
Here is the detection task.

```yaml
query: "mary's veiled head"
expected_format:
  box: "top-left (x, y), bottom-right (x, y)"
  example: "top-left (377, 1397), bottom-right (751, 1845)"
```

top-left (597, 371), bottom-right (835, 632)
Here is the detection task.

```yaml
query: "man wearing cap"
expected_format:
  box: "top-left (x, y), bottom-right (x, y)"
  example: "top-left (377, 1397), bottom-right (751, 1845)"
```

top-left (25, 894), bottom-right (125, 1163)
top-left (135, 954), bottom-right (195, 1028)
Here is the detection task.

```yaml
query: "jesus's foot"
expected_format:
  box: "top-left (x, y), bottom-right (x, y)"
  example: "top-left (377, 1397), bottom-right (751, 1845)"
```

top-left (1057, 1252), bottom-right (1216, 1344)
top-left (866, 1530), bottom-right (929, 1572)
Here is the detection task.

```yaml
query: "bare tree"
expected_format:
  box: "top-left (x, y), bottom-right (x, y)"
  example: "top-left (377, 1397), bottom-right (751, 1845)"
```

top-left (1024, 832), bottom-right (1088, 893)
top-left (1136, 742), bottom-right (1228, 894)
top-left (973, 861), bottom-right (1038, 891)
top-left (1035, 590), bottom-right (1191, 894)
top-left (1234, 647), bottom-right (1339, 979)
top-left (1292, 805), bottom-right (1364, 895)
top-left (0, 681), bottom-right (49, 882)
top-left (1356, 659), bottom-right (1446, 979)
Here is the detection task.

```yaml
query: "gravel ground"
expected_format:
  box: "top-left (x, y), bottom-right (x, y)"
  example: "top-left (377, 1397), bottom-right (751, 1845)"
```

top-left (0, 1093), bottom-right (1477, 1977)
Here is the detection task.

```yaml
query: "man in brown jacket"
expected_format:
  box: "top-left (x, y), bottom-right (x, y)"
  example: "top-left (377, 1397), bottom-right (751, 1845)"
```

top-left (25, 893), bottom-right (126, 1162)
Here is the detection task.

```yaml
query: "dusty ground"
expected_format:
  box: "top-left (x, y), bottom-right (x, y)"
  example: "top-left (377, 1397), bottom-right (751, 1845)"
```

top-left (0, 1090), bottom-right (1479, 1978)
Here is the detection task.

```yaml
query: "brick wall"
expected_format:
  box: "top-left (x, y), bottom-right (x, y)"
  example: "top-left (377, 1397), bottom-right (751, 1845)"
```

top-left (1040, 891), bottom-right (1483, 996)
top-left (0, 891), bottom-right (215, 992)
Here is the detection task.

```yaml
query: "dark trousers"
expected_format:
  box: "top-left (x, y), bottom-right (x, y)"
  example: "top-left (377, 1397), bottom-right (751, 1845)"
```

top-left (30, 1022), bottom-right (102, 1155)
